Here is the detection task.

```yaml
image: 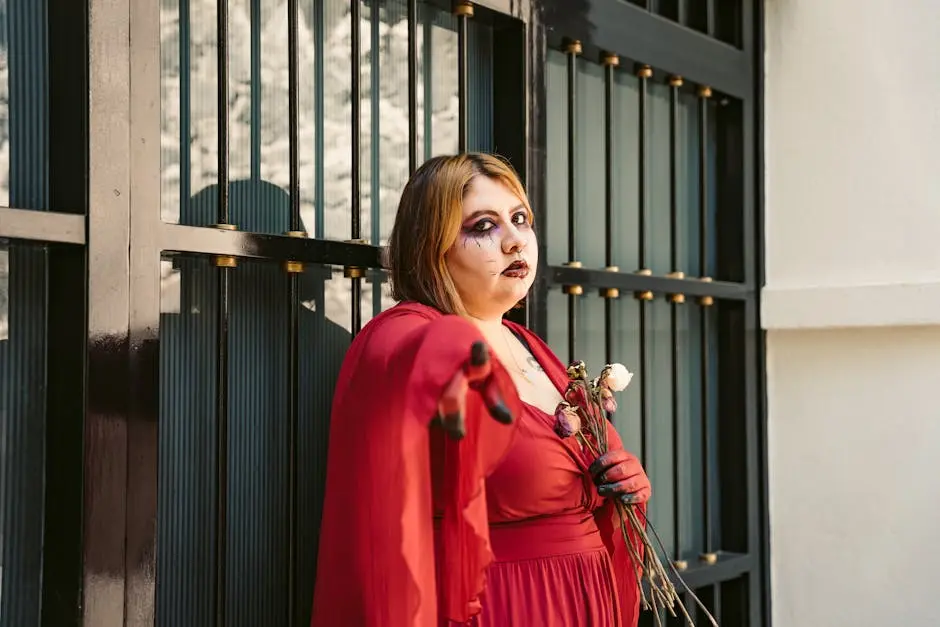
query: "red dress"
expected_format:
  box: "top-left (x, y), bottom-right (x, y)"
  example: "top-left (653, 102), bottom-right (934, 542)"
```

top-left (311, 302), bottom-right (642, 627)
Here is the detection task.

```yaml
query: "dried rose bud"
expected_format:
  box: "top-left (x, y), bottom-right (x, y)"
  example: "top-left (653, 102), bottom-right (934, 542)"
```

top-left (564, 383), bottom-right (588, 408)
top-left (599, 363), bottom-right (633, 392)
top-left (553, 402), bottom-right (581, 438)
top-left (566, 360), bottom-right (588, 381)
top-left (599, 387), bottom-right (618, 413)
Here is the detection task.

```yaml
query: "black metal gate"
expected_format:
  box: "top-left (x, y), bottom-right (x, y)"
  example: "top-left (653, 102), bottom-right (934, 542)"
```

top-left (0, 0), bottom-right (766, 625)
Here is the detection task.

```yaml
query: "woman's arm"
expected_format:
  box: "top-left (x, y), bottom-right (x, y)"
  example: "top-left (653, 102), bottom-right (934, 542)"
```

top-left (312, 305), bottom-right (520, 627)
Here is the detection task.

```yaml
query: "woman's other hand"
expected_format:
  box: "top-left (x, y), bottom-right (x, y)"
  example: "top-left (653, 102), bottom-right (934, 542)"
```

top-left (589, 449), bottom-right (651, 505)
top-left (436, 341), bottom-right (514, 439)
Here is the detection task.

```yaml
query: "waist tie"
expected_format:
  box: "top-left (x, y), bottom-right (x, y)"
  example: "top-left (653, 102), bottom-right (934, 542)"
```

top-left (486, 511), bottom-right (605, 562)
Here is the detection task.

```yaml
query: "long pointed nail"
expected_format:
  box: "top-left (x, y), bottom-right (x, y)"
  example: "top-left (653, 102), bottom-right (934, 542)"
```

top-left (488, 400), bottom-right (513, 424)
top-left (442, 411), bottom-right (466, 440)
top-left (470, 341), bottom-right (489, 367)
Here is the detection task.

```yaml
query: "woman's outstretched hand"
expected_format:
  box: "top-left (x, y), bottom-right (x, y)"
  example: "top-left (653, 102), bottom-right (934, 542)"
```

top-left (589, 449), bottom-right (651, 505)
top-left (436, 341), bottom-right (514, 440)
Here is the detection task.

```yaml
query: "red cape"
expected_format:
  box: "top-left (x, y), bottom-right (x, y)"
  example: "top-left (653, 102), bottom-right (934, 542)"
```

top-left (310, 302), bottom-right (642, 626)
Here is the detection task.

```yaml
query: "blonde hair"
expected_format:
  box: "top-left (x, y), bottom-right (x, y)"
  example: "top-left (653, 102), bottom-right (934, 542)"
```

top-left (388, 153), bottom-right (532, 316)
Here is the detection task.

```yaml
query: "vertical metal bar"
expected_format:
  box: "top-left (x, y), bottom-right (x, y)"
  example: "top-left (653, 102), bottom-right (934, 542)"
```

top-left (285, 0), bottom-right (301, 622)
top-left (288, 0), bottom-right (300, 234)
top-left (713, 582), bottom-right (723, 623)
top-left (407, 0), bottom-right (418, 173)
top-left (217, 0), bottom-right (230, 225)
top-left (180, 0), bottom-right (191, 211)
top-left (250, 0), bottom-right (261, 182)
top-left (454, 1), bottom-right (473, 152)
top-left (213, 258), bottom-right (231, 627)
top-left (666, 74), bottom-right (686, 572)
top-left (350, 0), bottom-right (363, 335)
top-left (422, 15), bottom-right (433, 160)
top-left (314, 0), bottom-right (325, 238)
top-left (370, 1), bottom-right (382, 317)
top-left (351, 0), bottom-right (362, 241)
top-left (563, 39), bottom-right (581, 364)
top-left (601, 52), bottom-right (619, 363)
top-left (565, 40), bottom-right (579, 265)
top-left (697, 85), bottom-right (716, 565)
top-left (634, 64), bottom-right (653, 465)
top-left (214, 0), bottom-right (233, 623)
top-left (706, 0), bottom-right (716, 37)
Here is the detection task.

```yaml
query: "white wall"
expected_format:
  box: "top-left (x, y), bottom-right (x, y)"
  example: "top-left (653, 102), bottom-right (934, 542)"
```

top-left (764, 1), bottom-right (940, 625)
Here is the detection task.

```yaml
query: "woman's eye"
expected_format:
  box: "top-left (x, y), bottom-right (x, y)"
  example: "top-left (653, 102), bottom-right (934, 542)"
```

top-left (512, 212), bottom-right (528, 225)
top-left (473, 220), bottom-right (495, 232)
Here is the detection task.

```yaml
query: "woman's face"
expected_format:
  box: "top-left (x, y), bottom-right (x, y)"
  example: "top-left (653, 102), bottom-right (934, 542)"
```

top-left (445, 175), bottom-right (538, 319)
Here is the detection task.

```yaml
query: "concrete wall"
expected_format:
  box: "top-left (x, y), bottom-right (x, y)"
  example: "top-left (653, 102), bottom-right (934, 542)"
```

top-left (763, 1), bottom-right (940, 625)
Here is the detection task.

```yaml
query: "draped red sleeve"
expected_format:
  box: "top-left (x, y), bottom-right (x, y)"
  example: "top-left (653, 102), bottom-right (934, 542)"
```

top-left (310, 302), bottom-right (520, 627)
top-left (594, 422), bottom-right (646, 627)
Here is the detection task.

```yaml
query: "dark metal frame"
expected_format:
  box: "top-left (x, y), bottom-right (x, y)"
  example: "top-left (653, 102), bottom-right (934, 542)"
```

top-left (525, 1), bottom-right (767, 625)
top-left (0, 0), bottom-right (766, 625)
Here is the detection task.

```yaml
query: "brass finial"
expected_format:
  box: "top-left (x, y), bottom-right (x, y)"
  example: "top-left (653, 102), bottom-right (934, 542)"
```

top-left (453, 1), bottom-right (473, 17)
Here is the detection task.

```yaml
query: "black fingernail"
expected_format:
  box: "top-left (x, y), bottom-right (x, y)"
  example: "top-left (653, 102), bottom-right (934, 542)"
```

top-left (620, 493), bottom-right (639, 505)
top-left (443, 411), bottom-right (466, 440)
top-left (488, 400), bottom-right (513, 424)
top-left (470, 341), bottom-right (488, 367)
top-left (597, 484), bottom-right (614, 495)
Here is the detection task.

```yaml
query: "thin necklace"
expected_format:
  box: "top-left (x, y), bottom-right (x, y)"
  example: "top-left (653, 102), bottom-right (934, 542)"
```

top-left (500, 326), bottom-right (534, 384)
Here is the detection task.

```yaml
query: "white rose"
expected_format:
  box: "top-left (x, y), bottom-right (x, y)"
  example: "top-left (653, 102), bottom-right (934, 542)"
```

top-left (604, 363), bottom-right (633, 392)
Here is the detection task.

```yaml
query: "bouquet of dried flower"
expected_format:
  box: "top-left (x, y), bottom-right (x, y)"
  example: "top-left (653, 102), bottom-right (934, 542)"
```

top-left (553, 361), bottom-right (718, 627)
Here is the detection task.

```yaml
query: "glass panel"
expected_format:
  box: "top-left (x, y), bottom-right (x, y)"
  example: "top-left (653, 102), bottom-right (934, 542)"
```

top-left (157, 255), bottom-right (352, 626)
top-left (160, 0), bottom-right (494, 237)
top-left (645, 296), bottom-right (673, 562)
top-left (545, 287), bottom-right (567, 356)
top-left (544, 49), bottom-right (567, 266)
top-left (677, 301), bottom-right (702, 559)
top-left (610, 69), bottom-right (640, 272)
top-left (0, 243), bottom-right (47, 625)
top-left (610, 297), bottom-right (642, 454)
top-left (676, 89), bottom-right (701, 277)
top-left (0, 0), bottom-right (49, 210)
top-left (574, 58), bottom-right (605, 270)
top-left (646, 81), bottom-right (671, 276)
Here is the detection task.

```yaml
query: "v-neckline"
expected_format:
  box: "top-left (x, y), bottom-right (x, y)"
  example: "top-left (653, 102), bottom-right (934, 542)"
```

top-left (500, 320), bottom-right (567, 413)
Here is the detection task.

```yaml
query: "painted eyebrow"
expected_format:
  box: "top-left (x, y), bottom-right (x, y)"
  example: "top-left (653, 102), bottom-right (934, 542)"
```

top-left (463, 204), bottom-right (528, 222)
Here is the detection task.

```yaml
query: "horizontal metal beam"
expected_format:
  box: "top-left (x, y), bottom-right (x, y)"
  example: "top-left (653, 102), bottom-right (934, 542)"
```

top-left (664, 552), bottom-right (754, 590)
top-left (0, 207), bottom-right (86, 245)
top-left (159, 223), bottom-right (383, 268)
top-left (543, 0), bottom-right (751, 98)
top-left (547, 265), bottom-right (750, 300)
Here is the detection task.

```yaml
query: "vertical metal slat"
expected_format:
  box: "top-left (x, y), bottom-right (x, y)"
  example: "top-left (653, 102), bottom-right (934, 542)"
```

top-left (313, 0), bottom-right (325, 239)
top-left (562, 39), bottom-right (582, 364)
top-left (348, 0), bottom-right (364, 335)
top-left (285, 0), bottom-right (302, 622)
top-left (601, 52), bottom-right (620, 363)
top-left (407, 0), bottom-right (419, 174)
top-left (706, 0), bottom-right (717, 37)
top-left (370, 2), bottom-right (382, 318)
top-left (634, 64), bottom-right (654, 465)
top-left (213, 0), bottom-right (234, 623)
top-left (666, 73), bottom-right (686, 572)
top-left (250, 0), bottom-right (261, 183)
top-left (422, 14), bottom-right (433, 160)
top-left (454, 1), bottom-right (473, 152)
top-left (697, 85), bottom-right (718, 567)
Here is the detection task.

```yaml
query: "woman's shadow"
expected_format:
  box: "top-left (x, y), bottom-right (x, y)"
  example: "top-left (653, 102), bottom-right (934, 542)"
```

top-left (157, 178), bottom-right (351, 626)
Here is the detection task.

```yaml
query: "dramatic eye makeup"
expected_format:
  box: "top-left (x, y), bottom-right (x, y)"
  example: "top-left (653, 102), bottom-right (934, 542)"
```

top-left (461, 207), bottom-right (531, 237)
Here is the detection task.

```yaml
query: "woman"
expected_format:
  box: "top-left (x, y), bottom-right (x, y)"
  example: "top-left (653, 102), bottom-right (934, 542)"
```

top-left (311, 153), bottom-right (651, 627)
